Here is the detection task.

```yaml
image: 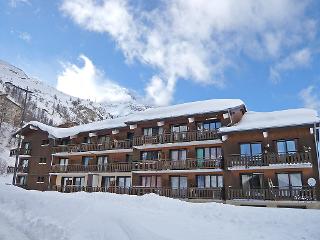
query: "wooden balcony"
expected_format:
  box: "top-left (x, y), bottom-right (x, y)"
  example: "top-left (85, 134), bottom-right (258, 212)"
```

top-left (50, 185), bottom-right (223, 200)
top-left (227, 187), bottom-right (316, 201)
top-left (132, 130), bottom-right (219, 146)
top-left (50, 158), bottom-right (222, 173)
top-left (10, 148), bottom-right (32, 156)
top-left (226, 152), bottom-right (312, 168)
top-left (52, 140), bottom-right (132, 154)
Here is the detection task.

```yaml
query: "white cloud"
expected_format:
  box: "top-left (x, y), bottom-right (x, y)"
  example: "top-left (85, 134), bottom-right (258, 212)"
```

top-left (60, 0), bottom-right (316, 106)
top-left (9, 0), bottom-right (30, 8)
top-left (299, 85), bottom-right (320, 112)
top-left (18, 32), bottom-right (32, 43)
top-left (56, 54), bottom-right (133, 103)
top-left (270, 48), bottom-right (311, 83)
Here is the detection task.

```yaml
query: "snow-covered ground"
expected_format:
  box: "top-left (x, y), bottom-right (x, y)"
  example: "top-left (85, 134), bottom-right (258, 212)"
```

top-left (0, 175), bottom-right (319, 240)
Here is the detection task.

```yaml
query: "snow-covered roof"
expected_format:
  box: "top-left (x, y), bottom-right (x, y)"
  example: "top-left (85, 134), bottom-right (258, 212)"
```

top-left (220, 108), bottom-right (319, 133)
top-left (20, 99), bottom-right (245, 138)
top-left (126, 99), bottom-right (244, 123)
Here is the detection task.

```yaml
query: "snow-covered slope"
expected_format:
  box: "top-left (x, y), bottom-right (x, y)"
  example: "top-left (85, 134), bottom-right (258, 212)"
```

top-left (0, 60), bottom-right (147, 125)
top-left (0, 175), bottom-right (318, 240)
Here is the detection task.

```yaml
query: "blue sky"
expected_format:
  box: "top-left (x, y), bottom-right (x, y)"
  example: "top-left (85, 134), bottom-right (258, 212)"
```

top-left (1, 0), bottom-right (320, 112)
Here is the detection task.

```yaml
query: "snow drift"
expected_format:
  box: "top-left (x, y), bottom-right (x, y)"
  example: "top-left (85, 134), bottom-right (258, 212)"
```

top-left (0, 175), bottom-right (319, 240)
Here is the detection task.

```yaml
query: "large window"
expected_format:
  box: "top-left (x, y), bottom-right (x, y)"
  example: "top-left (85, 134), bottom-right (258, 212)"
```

top-left (240, 142), bottom-right (262, 156)
top-left (277, 173), bottom-right (302, 189)
top-left (196, 147), bottom-right (222, 160)
top-left (102, 176), bottom-right (115, 188)
top-left (97, 156), bottom-right (108, 165)
top-left (171, 125), bottom-right (188, 133)
top-left (276, 140), bottom-right (297, 154)
top-left (170, 176), bottom-right (187, 189)
top-left (197, 121), bottom-right (221, 131)
top-left (143, 127), bottom-right (163, 136)
top-left (59, 158), bottom-right (68, 165)
top-left (82, 156), bottom-right (93, 166)
top-left (20, 159), bottom-right (28, 167)
top-left (141, 176), bottom-right (162, 187)
top-left (74, 177), bottom-right (85, 187)
top-left (241, 173), bottom-right (264, 190)
top-left (97, 135), bottom-right (110, 144)
top-left (170, 149), bottom-right (187, 161)
top-left (141, 151), bottom-right (160, 161)
top-left (197, 175), bottom-right (223, 188)
top-left (118, 177), bottom-right (131, 188)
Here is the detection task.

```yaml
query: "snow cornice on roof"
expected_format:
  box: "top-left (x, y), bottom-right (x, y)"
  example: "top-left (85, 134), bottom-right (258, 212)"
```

top-left (219, 108), bottom-right (320, 134)
top-left (19, 99), bottom-right (245, 139)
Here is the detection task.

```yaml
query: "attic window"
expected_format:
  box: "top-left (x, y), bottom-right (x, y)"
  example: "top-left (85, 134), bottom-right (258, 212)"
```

top-left (41, 139), bottom-right (49, 146)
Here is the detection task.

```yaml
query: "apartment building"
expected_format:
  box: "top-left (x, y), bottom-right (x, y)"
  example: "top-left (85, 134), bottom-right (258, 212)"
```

top-left (13, 99), bottom-right (320, 208)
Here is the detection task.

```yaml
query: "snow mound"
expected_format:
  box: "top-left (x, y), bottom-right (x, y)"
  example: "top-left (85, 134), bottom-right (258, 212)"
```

top-left (220, 108), bottom-right (319, 133)
top-left (0, 176), bottom-right (319, 240)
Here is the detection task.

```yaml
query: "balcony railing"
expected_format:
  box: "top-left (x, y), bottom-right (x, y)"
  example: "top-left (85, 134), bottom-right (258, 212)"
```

top-left (132, 130), bottom-right (219, 146)
top-left (226, 152), bottom-right (312, 168)
top-left (50, 158), bottom-right (222, 173)
top-left (227, 187), bottom-right (316, 201)
top-left (50, 185), bottom-right (223, 200)
top-left (52, 140), bottom-right (132, 154)
top-left (10, 148), bottom-right (32, 156)
top-left (6, 166), bottom-right (29, 174)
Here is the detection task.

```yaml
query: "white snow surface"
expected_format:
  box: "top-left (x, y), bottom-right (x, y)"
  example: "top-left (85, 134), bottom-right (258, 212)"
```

top-left (22, 99), bottom-right (244, 138)
top-left (220, 108), bottom-right (319, 133)
top-left (0, 175), bottom-right (319, 240)
top-left (126, 99), bottom-right (244, 122)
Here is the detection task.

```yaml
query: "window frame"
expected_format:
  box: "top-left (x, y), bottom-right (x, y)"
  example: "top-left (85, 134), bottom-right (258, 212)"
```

top-left (276, 172), bottom-right (303, 189)
top-left (196, 175), bottom-right (223, 188)
top-left (197, 120), bottom-right (221, 131)
top-left (39, 157), bottom-right (47, 164)
top-left (239, 142), bottom-right (262, 157)
top-left (276, 139), bottom-right (297, 154)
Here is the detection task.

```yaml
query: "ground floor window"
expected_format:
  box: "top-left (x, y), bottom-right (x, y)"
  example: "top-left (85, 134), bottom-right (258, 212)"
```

top-left (277, 173), bottom-right (302, 189)
top-left (197, 175), bottom-right (223, 188)
top-left (241, 173), bottom-right (264, 190)
top-left (74, 177), bottom-right (85, 187)
top-left (17, 176), bottom-right (27, 185)
top-left (170, 176), bottom-right (187, 189)
top-left (37, 176), bottom-right (45, 183)
top-left (101, 176), bottom-right (115, 188)
top-left (117, 177), bottom-right (131, 188)
top-left (141, 176), bottom-right (162, 187)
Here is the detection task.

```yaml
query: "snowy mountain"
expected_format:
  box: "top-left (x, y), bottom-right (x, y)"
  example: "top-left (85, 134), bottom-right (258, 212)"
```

top-left (0, 60), bottom-right (148, 126)
top-left (0, 59), bottom-right (148, 168)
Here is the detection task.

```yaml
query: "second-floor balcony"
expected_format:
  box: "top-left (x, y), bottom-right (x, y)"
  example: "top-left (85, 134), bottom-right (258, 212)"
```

top-left (226, 152), bottom-right (312, 169)
top-left (52, 140), bottom-right (132, 154)
top-left (132, 130), bottom-right (219, 146)
top-left (10, 148), bottom-right (32, 156)
top-left (50, 158), bottom-right (222, 173)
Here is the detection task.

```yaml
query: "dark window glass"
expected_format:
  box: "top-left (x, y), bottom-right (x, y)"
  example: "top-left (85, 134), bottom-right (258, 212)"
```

top-left (141, 151), bottom-right (160, 161)
top-left (241, 174), bottom-right (263, 190)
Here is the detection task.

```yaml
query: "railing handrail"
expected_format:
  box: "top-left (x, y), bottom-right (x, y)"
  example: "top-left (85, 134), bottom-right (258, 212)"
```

top-left (50, 158), bottom-right (223, 173)
top-left (226, 151), bottom-right (312, 167)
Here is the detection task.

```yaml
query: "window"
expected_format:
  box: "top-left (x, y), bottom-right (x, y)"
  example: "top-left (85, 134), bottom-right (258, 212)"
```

top-left (17, 176), bottom-right (27, 185)
top-left (82, 156), bottom-right (92, 166)
top-left (170, 176), bottom-right (187, 189)
top-left (20, 159), bottom-right (28, 168)
top-left (102, 176), bottom-right (115, 188)
top-left (141, 151), bottom-right (160, 161)
top-left (197, 175), bottom-right (223, 188)
top-left (197, 121), bottom-right (221, 131)
top-left (143, 127), bottom-right (163, 136)
top-left (97, 135), bottom-right (110, 144)
top-left (117, 177), bottom-right (131, 188)
top-left (62, 177), bottom-right (73, 186)
top-left (39, 157), bottom-right (46, 164)
top-left (276, 140), bottom-right (297, 154)
top-left (59, 158), bottom-right (68, 165)
top-left (241, 173), bottom-right (264, 190)
top-left (170, 149), bottom-right (187, 161)
top-left (37, 176), bottom-right (45, 183)
top-left (73, 177), bottom-right (85, 187)
top-left (60, 138), bottom-right (70, 145)
top-left (196, 147), bottom-right (222, 160)
top-left (171, 125), bottom-right (188, 133)
top-left (23, 142), bottom-right (31, 150)
top-left (277, 173), bottom-right (302, 189)
top-left (240, 142), bottom-right (262, 156)
top-left (83, 137), bottom-right (92, 144)
top-left (41, 139), bottom-right (49, 146)
top-left (97, 156), bottom-right (108, 165)
top-left (141, 176), bottom-right (162, 187)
